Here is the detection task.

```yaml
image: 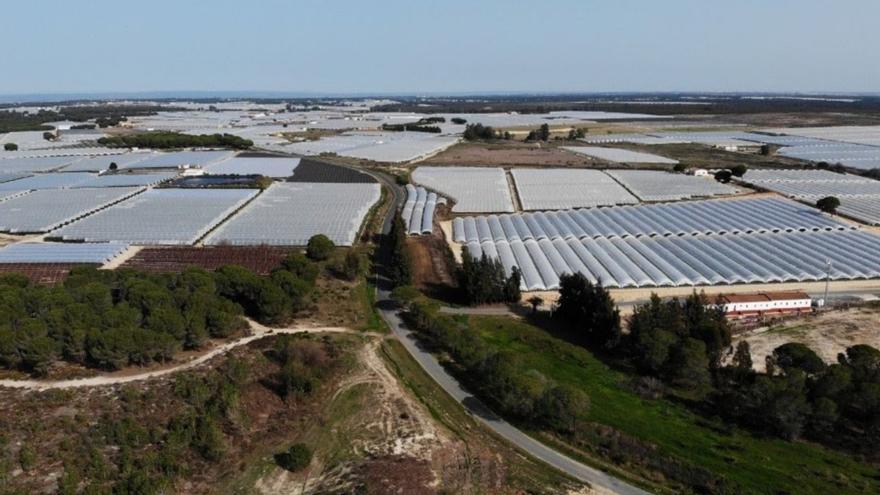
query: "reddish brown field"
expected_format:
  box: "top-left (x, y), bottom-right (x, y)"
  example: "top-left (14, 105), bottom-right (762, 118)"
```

top-left (0, 263), bottom-right (90, 285)
top-left (122, 246), bottom-right (295, 275)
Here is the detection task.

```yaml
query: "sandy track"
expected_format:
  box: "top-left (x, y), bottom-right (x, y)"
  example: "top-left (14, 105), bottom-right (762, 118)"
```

top-left (0, 321), bottom-right (355, 391)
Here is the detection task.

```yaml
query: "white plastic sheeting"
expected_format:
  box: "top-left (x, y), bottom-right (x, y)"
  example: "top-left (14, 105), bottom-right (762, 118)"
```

top-left (411, 166), bottom-right (514, 213)
top-left (55, 188), bottom-right (256, 245)
top-left (0, 242), bottom-right (129, 264)
top-left (0, 187), bottom-right (142, 233)
top-left (452, 197), bottom-right (848, 244)
top-left (606, 170), bottom-right (738, 201)
top-left (468, 229), bottom-right (880, 290)
top-left (204, 156), bottom-right (301, 177)
top-left (562, 146), bottom-right (679, 164)
top-left (205, 182), bottom-right (381, 246)
top-left (510, 168), bottom-right (638, 210)
top-left (401, 185), bottom-right (439, 235)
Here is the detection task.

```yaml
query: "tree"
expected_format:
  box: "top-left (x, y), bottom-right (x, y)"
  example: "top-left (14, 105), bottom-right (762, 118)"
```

top-left (770, 343), bottom-right (826, 375)
top-left (3, 143), bottom-right (17, 151)
top-left (760, 144), bottom-right (778, 156)
top-left (451, 117), bottom-right (467, 125)
top-left (730, 164), bottom-right (748, 177)
top-left (388, 215), bottom-right (412, 287)
top-left (306, 234), bottom-right (334, 261)
top-left (109, 162), bottom-right (118, 171)
top-left (732, 341), bottom-right (753, 373)
top-left (463, 123), bottom-right (496, 141)
top-left (43, 131), bottom-right (55, 141)
top-left (673, 163), bottom-right (687, 173)
top-left (536, 385), bottom-right (589, 434)
top-left (554, 273), bottom-right (621, 348)
top-left (816, 196), bottom-right (841, 214)
top-left (527, 295), bottom-right (543, 314)
top-left (275, 443), bottom-right (312, 472)
top-left (714, 170), bottom-right (733, 183)
top-left (538, 123), bottom-right (550, 141)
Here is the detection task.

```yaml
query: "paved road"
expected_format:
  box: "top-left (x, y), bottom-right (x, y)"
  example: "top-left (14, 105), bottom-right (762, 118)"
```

top-left (365, 167), bottom-right (651, 495)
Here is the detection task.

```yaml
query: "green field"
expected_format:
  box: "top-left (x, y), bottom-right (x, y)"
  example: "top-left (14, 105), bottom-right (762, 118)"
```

top-left (467, 315), bottom-right (880, 495)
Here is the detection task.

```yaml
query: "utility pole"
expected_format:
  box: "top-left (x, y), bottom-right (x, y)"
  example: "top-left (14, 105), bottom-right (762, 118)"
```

top-left (823, 259), bottom-right (832, 307)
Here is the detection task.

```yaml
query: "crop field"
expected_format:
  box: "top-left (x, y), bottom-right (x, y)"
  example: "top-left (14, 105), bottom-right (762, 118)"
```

top-left (121, 246), bottom-right (294, 274)
top-left (451, 196), bottom-right (875, 291)
top-left (287, 159), bottom-right (376, 183)
top-left (205, 182), bottom-right (381, 246)
top-left (0, 187), bottom-right (142, 233)
top-left (54, 188), bottom-right (257, 245)
top-left (0, 263), bottom-right (85, 284)
top-left (411, 166), bottom-right (514, 213)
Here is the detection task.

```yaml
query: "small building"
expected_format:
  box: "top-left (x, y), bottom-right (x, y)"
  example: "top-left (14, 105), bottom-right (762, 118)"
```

top-left (716, 291), bottom-right (812, 320)
top-left (689, 168), bottom-right (709, 177)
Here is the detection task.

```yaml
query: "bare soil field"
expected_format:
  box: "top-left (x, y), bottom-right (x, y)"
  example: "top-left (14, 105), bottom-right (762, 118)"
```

top-left (733, 305), bottom-right (880, 372)
top-left (406, 231), bottom-right (458, 301)
top-left (425, 142), bottom-right (596, 167)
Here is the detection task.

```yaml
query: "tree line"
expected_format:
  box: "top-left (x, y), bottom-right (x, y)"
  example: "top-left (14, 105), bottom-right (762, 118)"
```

top-left (553, 273), bottom-right (880, 457)
top-left (98, 132), bottom-right (253, 150)
top-left (400, 297), bottom-right (588, 435)
top-left (457, 249), bottom-right (521, 305)
top-left (0, 251), bottom-right (320, 375)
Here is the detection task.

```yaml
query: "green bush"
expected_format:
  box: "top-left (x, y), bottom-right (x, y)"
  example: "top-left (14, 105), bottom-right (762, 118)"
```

top-left (275, 443), bottom-right (312, 472)
top-left (306, 235), bottom-right (335, 261)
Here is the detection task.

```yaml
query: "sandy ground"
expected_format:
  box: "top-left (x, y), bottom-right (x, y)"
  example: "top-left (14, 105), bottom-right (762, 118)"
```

top-left (732, 306), bottom-right (880, 372)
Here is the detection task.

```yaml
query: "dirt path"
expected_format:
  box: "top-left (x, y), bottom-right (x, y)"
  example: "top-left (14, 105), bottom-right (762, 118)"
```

top-left (0, 321), bottom-right (357, 391)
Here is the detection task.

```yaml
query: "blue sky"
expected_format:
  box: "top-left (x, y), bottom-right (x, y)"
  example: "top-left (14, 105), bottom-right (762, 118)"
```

top-left (2, 0), bottom-right (877, 95)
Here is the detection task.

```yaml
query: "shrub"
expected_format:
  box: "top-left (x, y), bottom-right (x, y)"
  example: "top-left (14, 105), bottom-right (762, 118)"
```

top-left (306, 235), bottom-right (335, 261)
top-left (275, 443), bottom-right (312, 472)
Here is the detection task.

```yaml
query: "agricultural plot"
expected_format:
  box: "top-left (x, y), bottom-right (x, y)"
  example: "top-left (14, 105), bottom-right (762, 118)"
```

top-left (283, 131), bottom-right (460, 163)
top-left (777, 144), bottom-right (880, 170)
top-left (562, 146), bottom-right (678, 164)
top-left (205, 182), bottom-right (381, 246)
top-left (0, 156), bottom-right (79, 173)
top-left (606, 170), bottom-right (738, 201)
top-left (122, 246), bottom-right (293, 274)
top-left (740, 169), bottom-right (880, 226)
top-left (0, 263), bottom-right (83, 285)
top-left (453, 197), bottom-right (849, 244)
top-left (0, 172), bottom-right (96, 190)
top-left (287, 159), bottom-right (376, 183)
top-left (0, 187), bottom-right (141, 233)
top-left (0, 190), bottom-right (30, 202)
top-left (0, 242), bottom-right (129, 264)
top-left (73, 173), bottom-right (177, 188)
top-left (120, 151), bottom-right (234, 170)
top-left (411, 166), bottom-right (514, 213)
top-left (203, 156), bottom-right (300, 177)
top-left (0, 173), bottom-right (30, 184)
top-left (510, 168), bottom-right (638, 210)
top-left (59, 153), bottom-right (152, 172)
top-left (649, 131), bottom-right (760, 148)
top-left (402, 185), bottom-right (440, 235)
top-left (55, 188), bottom-right (256, 245)
top-left (761, 125), bottom-right (880, 147)
top-left (581, 133), bottom-right (688, 145)
top-left (462, 229), bottom-right (880, 291)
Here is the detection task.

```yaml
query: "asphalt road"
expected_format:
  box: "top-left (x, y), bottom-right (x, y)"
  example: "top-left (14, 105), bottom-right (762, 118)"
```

top-left (366, 167), bottom-right (651, 495)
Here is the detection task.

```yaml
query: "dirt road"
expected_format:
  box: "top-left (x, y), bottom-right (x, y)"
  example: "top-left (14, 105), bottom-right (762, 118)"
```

top-left (0, 321), bottom-right (356, 391)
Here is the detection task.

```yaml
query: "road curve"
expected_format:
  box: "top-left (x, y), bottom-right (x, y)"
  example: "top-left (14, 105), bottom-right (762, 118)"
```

top-left (365, 167), bottom-right (651, 495)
